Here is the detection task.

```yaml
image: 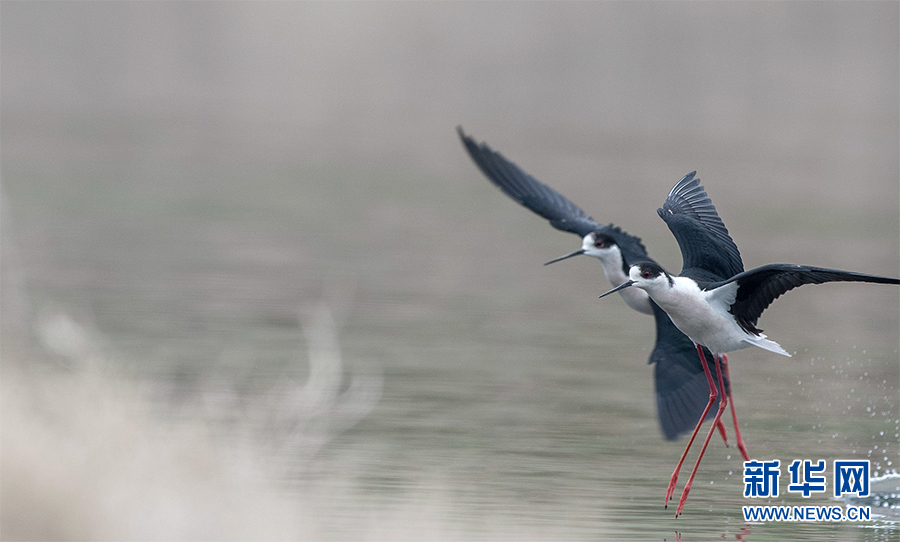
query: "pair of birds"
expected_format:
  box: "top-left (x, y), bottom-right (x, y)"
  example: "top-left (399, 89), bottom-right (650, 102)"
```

top-left (458, 127), bottom-right (899, 517)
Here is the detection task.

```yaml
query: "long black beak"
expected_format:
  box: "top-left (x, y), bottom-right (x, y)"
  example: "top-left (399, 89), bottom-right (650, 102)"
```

top-left (599, 280), bottom-right (634, 299)
top-left (544, 249), bottom-right (585, 266)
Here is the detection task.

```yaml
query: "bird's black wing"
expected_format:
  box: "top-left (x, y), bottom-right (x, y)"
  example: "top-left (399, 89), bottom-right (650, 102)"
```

top-left (657, 172), bottom-right (743, 280)
top-left (605, 225), bottom-right (652, 264)
top-left (459, 127), bottom-right (724, 440)
top-left (720, 264), bottom-right (900, 334)
top-left (458, 127), bottom-right (603, 238)
top-left (649, 301), bottom-right (727, 440)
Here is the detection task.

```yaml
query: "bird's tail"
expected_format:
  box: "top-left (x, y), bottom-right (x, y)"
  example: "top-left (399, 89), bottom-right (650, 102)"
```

top-left (742, 334), bottom-right (791, 357)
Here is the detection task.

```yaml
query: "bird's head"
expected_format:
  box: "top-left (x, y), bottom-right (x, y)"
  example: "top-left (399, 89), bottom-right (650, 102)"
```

top-left (598, 261), bottom-right (674, 299)
top-left (544, 231), bottom-right (618, 266)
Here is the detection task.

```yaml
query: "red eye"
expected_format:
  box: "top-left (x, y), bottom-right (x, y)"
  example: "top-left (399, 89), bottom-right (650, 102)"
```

top-left (642, 270), bottom-right (652, 279)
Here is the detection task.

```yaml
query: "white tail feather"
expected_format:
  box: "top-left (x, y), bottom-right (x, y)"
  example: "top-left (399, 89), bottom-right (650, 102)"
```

top-left (742, 334), bottom-right (791, 357)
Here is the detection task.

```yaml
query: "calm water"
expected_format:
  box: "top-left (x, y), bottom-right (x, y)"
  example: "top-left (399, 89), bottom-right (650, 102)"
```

top-left (3, 155), bottom-right (898, 541)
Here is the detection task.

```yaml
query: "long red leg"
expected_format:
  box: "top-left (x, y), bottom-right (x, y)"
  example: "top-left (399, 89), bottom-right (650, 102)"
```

top-left (675, 353), bottom-right (729, 517)
top-left (707, 349), bottom-right (730, 447)
top-left (721, 354), bottom-right (749, 461)
top-left (716, 415), bottom-right (729, 447)
top-left (665, 344), bottom-right (718, 508)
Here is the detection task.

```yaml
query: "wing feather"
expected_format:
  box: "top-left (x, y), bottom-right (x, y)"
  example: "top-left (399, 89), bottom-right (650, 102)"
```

top-left (657, 172), bottom-right (743, 280)
top-left (458, 127), bottom-right (602, 237)
top-left (724, 264), bottom-right (900, 334)
top-left (649, 302), bottom-right (727, 440)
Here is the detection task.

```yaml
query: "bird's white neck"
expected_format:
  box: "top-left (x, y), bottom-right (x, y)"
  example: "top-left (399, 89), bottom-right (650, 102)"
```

top-left (594, 247), bottom-right (652, 314)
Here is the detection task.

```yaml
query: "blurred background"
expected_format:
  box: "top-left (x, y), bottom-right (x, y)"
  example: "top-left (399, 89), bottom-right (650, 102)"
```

top-left (1, 3), bottom-right (897, 541)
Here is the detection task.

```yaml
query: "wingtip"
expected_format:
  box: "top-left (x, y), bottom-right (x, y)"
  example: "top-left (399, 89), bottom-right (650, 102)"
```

top-left (664, 171), bottom-right (701, 201)
top-left (677, 170), bottom-right (699, 189)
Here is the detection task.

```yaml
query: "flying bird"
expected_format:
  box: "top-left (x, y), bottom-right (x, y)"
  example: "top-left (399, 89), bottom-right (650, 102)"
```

top-left (599, 172), bottom-right (900, 516)
top-left (458, 127), bottom-right (746, 449)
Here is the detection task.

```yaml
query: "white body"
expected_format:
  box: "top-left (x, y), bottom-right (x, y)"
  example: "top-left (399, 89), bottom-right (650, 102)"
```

top-left (632, 269), bottom-right (791, 357)
top-left (581, 235), bottom-right (653, 315)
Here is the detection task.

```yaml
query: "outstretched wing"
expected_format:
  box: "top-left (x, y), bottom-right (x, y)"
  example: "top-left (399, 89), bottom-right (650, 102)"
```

top-left (722, 264), bottom-right (900, 334)
top-left (657, 172), bottom-right (743, 281)
top-left (458, 126), bottom-right (602, 238)
top-left (649, 302), bottom-right (728, 440)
